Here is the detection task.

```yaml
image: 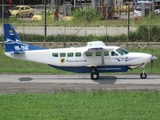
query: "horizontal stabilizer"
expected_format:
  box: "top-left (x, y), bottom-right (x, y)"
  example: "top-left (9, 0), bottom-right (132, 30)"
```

top-left (11, 51), bottom-right (25, 54)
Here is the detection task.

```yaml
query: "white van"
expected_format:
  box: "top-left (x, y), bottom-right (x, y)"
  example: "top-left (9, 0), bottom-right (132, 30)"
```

top-left (133, 1), bottom-right (152, 17)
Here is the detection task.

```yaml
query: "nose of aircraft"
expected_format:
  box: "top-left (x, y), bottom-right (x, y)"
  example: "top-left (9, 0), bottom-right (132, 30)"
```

top-left (150, 55), bottom-right (158, 60)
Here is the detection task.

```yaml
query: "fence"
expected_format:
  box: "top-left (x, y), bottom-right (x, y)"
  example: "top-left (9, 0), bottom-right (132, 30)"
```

top-left (0, 4), bottom-right (160, 43)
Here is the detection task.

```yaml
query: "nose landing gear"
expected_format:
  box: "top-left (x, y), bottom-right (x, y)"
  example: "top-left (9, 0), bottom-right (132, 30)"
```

top-left (140, 68), bottom-right (147, 79)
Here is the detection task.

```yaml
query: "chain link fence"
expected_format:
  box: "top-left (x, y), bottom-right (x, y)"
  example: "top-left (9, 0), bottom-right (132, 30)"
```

top-left (0, 3), bottom-right (160, 42)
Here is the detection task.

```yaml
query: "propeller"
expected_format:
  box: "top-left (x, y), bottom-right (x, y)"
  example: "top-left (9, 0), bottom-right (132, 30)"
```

top-left (151, 49), bottom-right (153, 72)
top-left (151, 58), bottom-right (153, 72)
top-left (150, 49), bottom-right (157, 72)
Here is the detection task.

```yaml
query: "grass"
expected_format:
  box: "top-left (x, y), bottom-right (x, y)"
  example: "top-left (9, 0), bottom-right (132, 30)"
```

top-left (0, 48), bottom-right (160, 74)
top-left (0, 91), bottom-right (160, 120)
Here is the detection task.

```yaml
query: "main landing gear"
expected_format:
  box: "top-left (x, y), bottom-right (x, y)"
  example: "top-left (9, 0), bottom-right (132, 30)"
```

top-left (140, 68), bottom-right (147, 79)
top-left (90, 67), bottom-right (99, 80)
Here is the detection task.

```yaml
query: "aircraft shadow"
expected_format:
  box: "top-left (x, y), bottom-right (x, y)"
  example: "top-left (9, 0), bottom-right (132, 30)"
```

top-left (93, 76), bottom-right (117, 84)
top-left (19, 77), bottom-right (33, 81)
top-left (18, 76), bottom-right (118, 84)
top-left (18, 74), bottom-right (150, 84)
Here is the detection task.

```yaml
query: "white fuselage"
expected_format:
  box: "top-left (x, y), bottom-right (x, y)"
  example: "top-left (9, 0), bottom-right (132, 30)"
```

top-left (5, 46), bottom-right (151, 68)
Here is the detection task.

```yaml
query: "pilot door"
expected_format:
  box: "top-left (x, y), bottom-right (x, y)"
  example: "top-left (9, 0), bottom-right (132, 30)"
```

top-left (104, 51), bottom-right (119, 65)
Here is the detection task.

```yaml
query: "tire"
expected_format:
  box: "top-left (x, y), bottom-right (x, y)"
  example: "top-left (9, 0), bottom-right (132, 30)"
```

top-left (140, 73), bottom-right (147, 79)
top-left (29, 13), bottom-right (33, 18)
top-left (91, 72), bottom-right (99, 80)
top-left (16, 14), bottom-right (20, 18)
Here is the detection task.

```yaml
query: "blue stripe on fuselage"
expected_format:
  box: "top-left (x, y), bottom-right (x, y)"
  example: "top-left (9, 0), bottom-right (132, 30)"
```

top-left (48, 65), bottom-right (128, 73)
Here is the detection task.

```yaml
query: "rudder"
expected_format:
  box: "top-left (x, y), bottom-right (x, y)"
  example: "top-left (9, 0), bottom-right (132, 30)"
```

top-left (3, 24), bottom-right (45, 53)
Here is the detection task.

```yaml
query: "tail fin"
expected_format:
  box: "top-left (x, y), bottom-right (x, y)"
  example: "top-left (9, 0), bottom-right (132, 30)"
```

top-left (3, 24), bottom-right (45, 54)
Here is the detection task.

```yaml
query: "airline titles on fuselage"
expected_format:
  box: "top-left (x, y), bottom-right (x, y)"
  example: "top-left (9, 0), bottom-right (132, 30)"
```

top-left (60, 58), bottom-right (87, 63)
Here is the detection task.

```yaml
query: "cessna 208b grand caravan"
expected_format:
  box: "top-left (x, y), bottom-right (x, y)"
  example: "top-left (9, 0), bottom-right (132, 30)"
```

top-left (3, 24), bottom-right (157, 80)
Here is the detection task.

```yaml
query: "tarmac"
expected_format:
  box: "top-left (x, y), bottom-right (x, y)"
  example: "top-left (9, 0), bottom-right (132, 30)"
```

top-left (0, 74), bottom-right (160, 94)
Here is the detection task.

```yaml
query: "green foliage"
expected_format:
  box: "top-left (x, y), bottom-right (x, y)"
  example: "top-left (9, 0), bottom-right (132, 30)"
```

top-left (72, 7), bottom-right (102, 22)
top-left (136, 25), bottom-right (149, 41)
top-left (1, 24), bottom-right (160, 42)
top-left (128, 25), bottom-right (160, 42)
top-left (150, 25), bottom-right (160, 42)
top-left (128, 31), bottom-right (137, 42)
top-left (19, 33), bottom-right (44, 42)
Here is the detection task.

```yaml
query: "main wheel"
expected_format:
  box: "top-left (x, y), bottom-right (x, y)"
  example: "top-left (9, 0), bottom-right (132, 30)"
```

top-left (29, 13), bottom-right (33, 18)
top-left (91, 72), bottom-right (99, 80)
top-left (16, 14), bottom-right (20, 18)
top-left (140, 73), bottom-right (147, 79)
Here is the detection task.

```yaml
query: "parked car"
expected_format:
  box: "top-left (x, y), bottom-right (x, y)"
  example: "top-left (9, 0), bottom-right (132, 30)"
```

top-left (154, 1), bottom-right (160, 15)
top-left (154, 9), bottom-right (160, 15)
top-left (9, 5), bottom-right (35, 18)
top-left (119, 2), bottom-right (134, 12)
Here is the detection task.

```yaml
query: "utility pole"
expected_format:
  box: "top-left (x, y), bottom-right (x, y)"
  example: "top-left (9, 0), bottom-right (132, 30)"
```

top-left (44, 0), bottom-right (47, 43)
top-left (127, 3), bottom-right (130, 42)
top-left (152, 0), bottom-right (155, 13)
top-left (51, 0), bottom-right (58, 8)
top-left (91, 0), bottom-right (96, 9)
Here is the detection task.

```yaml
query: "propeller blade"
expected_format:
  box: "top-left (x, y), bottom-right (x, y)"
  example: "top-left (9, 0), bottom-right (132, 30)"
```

top-left (151, 60), bottom-right (153, 72)
top-left (150, 49), bottom-right (158, 72)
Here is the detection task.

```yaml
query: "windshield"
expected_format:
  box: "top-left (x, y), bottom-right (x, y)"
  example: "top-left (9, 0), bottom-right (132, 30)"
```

top-left (116, 48), bottom-right (129, 56)
top-left (10, 7), bottom-right (20, 10)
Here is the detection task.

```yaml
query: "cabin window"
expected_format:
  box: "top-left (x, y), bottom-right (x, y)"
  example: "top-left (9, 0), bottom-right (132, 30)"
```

top-left (75, 52), bottom-right (81, 57)
top-left (86, 52), bottom-right (92, 57)
top-left (68, 52), bottom-right (73, 57)
top-left (52, 53), bottom-right (58, 57)
top-left (104, 51), bottom-right (109, 56)
top-left (60, 53), bottom-right (66, 57)
top-left (111, 51), bottom-right (118, 56)
top-left (96, 51), bottom-right (101, 56)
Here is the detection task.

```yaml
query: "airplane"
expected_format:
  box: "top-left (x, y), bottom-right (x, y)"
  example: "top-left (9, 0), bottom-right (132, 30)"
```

top-left (3, 23), bottom-right (157, 80)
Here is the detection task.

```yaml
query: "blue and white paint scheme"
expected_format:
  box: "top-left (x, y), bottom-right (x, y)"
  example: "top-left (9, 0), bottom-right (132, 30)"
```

top-left (3, 24), bottom-right (157, 80)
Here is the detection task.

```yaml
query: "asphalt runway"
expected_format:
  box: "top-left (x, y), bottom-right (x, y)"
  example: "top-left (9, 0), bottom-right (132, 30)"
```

top-left (0, 74), bottom-right (160, 94)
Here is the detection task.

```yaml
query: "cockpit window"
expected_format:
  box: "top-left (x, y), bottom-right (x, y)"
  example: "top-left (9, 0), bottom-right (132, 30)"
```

top-left (116, 48), bottom-right (129, 56)
top-left (111, 51), bottom-right (118, 56)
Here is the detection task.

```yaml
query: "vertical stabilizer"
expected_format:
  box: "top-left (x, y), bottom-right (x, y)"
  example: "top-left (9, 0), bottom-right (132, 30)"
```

top-left (3, 24), bottom-right (45, 54)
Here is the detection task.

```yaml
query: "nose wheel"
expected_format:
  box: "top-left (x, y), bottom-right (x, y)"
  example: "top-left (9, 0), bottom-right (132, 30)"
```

top-left (140, 68), bottom-right (147, 79)
top-left (90, 67), bottom-right (99, 80)
top-left (140, 73), bottom-right (147, 79)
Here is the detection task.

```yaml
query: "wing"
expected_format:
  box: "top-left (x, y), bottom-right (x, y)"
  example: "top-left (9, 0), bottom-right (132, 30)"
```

top-left (81, 41), bottom-right (114, 67)
top-left (82, 46), bottom-right (114, 54)
top-left (83, 41), bottom-right (114, 53)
